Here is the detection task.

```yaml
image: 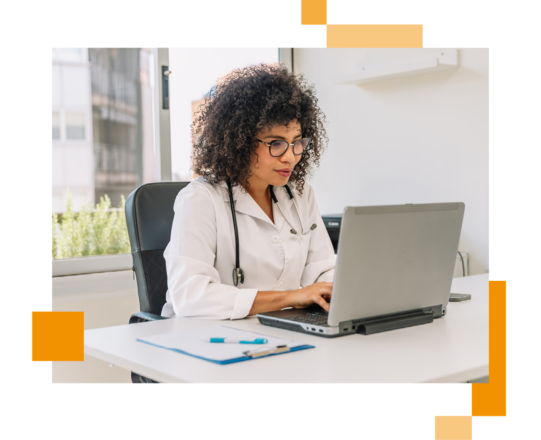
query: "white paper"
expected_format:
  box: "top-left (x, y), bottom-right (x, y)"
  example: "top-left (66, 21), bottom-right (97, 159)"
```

top-left (138, 326), bottom-right (311, 362)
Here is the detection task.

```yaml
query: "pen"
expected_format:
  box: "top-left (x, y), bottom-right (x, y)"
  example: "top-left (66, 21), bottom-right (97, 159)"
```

top-left (205, 338), bottom-right (268, 344)
top-left (244, 345), bottom-right (290, 358)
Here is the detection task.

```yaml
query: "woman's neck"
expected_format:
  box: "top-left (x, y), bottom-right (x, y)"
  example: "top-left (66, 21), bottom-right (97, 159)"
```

top-left (246, 176), bottom-right (274, 222)
top-left (246, 175), bottom-right (270, 202)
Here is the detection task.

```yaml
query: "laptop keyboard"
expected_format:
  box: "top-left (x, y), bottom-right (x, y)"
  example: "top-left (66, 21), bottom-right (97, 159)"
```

top-left (288, 310), bottom-right (328, 325)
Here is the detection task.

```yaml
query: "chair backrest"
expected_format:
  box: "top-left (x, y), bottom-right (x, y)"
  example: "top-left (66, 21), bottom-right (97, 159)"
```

top-left (125, 182), bottom-right (189, 315)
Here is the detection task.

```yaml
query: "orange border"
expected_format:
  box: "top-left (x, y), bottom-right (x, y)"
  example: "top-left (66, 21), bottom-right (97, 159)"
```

top-left (32, 311), bottom-right (84, 361)
top-left (327, 25), bottom-right (423, 48)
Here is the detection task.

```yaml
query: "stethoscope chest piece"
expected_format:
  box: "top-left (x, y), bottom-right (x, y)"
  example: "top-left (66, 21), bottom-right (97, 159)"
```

top-left (232, 267), bottom-right (245, 286)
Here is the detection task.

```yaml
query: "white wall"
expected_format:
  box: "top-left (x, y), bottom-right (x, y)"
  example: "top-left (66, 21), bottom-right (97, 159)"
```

top-left (295, 48), bottom-right (488, 275)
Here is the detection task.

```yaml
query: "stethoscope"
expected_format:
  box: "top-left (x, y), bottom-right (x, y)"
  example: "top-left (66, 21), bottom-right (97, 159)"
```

top-left (227, 179), bottom-right (317, 286)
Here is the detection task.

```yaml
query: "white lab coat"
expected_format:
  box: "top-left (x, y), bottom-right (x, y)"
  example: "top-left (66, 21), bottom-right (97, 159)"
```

top-left (161, 176), bottom-right (336, 320)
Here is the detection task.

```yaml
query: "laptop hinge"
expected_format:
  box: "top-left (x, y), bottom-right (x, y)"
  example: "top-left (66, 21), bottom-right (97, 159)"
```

top-left (355, 310), bottom-right (434, 335)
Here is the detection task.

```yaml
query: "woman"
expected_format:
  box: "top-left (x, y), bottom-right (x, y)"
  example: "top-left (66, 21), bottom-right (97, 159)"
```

top-left (161, 64), bottom-right (335, 320)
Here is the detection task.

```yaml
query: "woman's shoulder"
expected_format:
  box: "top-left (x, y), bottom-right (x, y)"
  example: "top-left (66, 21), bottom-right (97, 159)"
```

top-left (175, 177), bottom-right (226, 205)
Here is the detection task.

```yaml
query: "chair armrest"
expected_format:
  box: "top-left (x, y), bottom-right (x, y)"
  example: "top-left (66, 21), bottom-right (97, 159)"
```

top-left (129, 311), bottom-right (168, 324)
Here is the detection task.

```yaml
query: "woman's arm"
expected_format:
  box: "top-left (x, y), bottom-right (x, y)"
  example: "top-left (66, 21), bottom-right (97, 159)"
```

top-left (248, 282), bottom-right (333, 315)
top-left (248, 290), bottom-right (288, 315)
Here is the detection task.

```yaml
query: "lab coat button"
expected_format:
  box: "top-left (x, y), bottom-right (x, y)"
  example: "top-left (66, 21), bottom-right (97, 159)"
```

top-left (272, 235), bottom-right (280, 243)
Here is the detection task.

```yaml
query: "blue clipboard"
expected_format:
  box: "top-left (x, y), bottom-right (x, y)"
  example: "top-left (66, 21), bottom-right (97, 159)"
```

top-left (136, 326), bottom-right (315, 365)
top-left (136, 339), bottom-right (315, 365)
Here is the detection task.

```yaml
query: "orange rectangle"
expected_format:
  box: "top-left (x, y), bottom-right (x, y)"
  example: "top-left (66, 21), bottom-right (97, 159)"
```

top-left (435, 416), bottom-right (472, 440)
top-left (302, 0), bottom-right (327, 25)
top-left (326, 24), bottom-right (541, 48)
top-left (0, 312), bottom-right (84, 362)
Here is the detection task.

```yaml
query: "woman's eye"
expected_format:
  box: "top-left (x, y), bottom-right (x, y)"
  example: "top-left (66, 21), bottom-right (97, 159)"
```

top-left (270, 141), bottom-right (286, 149)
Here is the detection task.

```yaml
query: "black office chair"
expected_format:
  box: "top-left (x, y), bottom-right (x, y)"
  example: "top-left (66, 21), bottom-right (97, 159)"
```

top-left (125, 181), bottom-right (189, 383)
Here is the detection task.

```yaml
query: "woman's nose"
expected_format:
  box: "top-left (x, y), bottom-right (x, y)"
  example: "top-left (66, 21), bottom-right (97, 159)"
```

top-left (280, 145), bottom-right (296, 163)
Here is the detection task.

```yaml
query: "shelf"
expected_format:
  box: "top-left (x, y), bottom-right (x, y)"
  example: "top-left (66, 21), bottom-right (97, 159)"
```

top-left (336, 49), bottom-right (458, 85)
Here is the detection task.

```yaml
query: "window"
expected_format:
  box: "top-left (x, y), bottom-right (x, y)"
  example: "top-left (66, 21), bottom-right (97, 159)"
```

top-left (52, 112), bottom-right (60, 140)
top-left (52, 48), bottom-right (156, 262)
top-left (65, 112), bottom-right (85, 140)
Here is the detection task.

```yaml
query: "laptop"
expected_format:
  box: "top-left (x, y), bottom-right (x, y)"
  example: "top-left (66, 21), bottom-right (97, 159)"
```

top-left (257, 202), bottom-right (465, 337)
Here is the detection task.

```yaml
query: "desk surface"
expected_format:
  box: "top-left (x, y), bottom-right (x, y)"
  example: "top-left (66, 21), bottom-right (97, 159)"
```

top-left (84, 274), bottom-right (488, 383)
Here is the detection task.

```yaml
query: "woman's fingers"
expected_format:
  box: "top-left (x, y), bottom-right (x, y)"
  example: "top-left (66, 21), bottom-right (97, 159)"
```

top-left (319, 285), bottom-right (333, 296)
top-left (313, 295), bottom-right (330, 312)
top-left (314, 283), bottom-right (332, 310)
top-left (289, 282), bottom-right (333, 310)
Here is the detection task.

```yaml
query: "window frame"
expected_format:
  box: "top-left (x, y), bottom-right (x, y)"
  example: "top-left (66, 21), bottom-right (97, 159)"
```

top-left (279, 48), bottom-right (294, 72)
top-left (53, 48), bottom-right (291, 277)
top-left (52, 111), bottom-right (61, 141)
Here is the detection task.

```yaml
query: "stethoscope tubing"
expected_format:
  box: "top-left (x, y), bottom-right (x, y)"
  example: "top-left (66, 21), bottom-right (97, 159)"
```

top-left (226, 179), bottom-right (316, 286)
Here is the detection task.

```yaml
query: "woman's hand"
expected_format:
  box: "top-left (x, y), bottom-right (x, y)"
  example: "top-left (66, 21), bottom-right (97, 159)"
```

top-left (287, 282), bottom-right (333, 312)
top-left (248, 282), bottom-right (332, 316)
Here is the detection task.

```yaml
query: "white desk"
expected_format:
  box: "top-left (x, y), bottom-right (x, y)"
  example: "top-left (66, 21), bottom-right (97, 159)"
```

top-left (84, 274), bottom-right (488, 383)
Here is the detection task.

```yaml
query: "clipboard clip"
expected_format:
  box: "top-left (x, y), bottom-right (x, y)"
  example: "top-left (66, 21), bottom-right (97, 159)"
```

top-left (243, 345), bottom-right (290, 358)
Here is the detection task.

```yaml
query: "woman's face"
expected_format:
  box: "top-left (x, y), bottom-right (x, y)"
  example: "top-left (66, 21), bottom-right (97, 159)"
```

top-left (249, 119), bottom-right (303, 189)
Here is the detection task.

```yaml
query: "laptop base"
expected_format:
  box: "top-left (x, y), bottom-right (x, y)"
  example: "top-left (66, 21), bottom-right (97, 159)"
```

top-left (257, 315), bottom-right (346, 338)
top-left (257, 305), bottom-right (441, 338)
top-left (355, 310), bottom-right (434, 335)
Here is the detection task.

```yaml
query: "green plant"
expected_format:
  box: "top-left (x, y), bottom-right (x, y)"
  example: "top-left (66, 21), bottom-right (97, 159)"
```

top-left (52, 190), bottom-right (131, 259)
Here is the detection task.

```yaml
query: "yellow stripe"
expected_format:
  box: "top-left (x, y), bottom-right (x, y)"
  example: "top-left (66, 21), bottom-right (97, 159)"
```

top-left (326, 24), bottom-right (541, 47)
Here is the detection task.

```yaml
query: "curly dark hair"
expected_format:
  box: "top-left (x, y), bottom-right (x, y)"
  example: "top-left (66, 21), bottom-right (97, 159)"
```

top-left (191, 63), bottom-right (328, 194)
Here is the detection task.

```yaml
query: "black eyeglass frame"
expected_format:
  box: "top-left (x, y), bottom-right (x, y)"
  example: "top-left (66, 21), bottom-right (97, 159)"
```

top-left (256, 138), bottom-right (311, 157)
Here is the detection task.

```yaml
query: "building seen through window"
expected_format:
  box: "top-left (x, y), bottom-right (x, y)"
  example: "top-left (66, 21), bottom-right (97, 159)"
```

top-left (89, 48), bottom-right (154, 208)
top-left (66, 112), bottom-right (85, 140)
top-left (52, 48), bottom-right (155, 214)
top-left (52, 48), bottom-right (155, 259)
top-left (52, 112), bottom-right (60, 140)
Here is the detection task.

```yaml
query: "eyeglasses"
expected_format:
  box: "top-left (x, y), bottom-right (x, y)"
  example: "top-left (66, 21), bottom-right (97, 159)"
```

top-left (256, 138), bottom-right (311, 157)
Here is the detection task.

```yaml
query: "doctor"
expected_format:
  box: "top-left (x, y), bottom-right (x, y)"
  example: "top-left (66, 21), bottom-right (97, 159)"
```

top-left (161, 64), bottom-right (335, 320)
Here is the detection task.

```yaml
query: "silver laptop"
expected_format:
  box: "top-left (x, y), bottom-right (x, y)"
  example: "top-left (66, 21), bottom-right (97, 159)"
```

top-left (257, 202), bottom-right (465, 337)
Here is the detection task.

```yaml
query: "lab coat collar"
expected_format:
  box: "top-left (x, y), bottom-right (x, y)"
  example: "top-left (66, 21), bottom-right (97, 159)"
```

top-left (270, 184), bottom-right (295, 233)
top-left (218, 181), bottom-right (294, 231)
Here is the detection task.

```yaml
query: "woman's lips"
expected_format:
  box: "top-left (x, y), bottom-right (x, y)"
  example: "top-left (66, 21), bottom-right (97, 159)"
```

top-left (275, 170), bottom-right (291, 177)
